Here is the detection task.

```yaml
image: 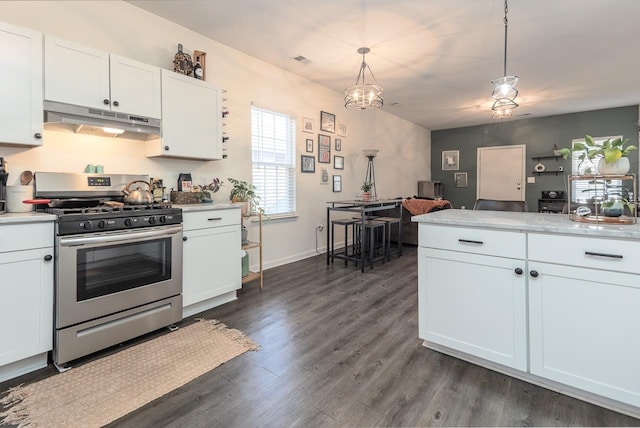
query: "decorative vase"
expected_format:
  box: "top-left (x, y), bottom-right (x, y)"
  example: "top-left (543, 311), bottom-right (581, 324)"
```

top-left (597, 157), bottom-right (630, 175)
top-left (361, 192), bottom-right (371, 201)
top-left (578, 158), bottom-right (596, 175)
top-left (602, 199), bottom-right (625, 217)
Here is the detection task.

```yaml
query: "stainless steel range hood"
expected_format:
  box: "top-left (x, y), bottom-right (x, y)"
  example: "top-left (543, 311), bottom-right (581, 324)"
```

top-left (43, 100), bottom-right (161, 140)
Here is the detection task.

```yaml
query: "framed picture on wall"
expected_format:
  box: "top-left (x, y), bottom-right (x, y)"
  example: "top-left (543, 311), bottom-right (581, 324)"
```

top-left (337, 122), bottom-right (348, 137)
top-left (335, 138), bottom-right (341, 151)
top-left (302, 117), bottom-right (315, 133)
top-left (442, 150), bottom-right (459, 170)
top-left (305, 138), bottom-right (313, 153)
top-left (320, 111), bottom-right (336, 133)
top-left (333, 175), bottom-right (342, 192)
top-left (318, 134), bottom-right (331, 163)
top-left (301, 155), bottom-right (315, 173)
top-left (334, 155), bottom-right (344, 170)
top-left (454, 172), bottom-right (468, 187)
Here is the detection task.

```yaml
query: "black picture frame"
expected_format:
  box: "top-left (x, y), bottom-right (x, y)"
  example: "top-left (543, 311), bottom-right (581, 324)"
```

top-left (305, 138), bottom-right (313, 153)
top-left (334, 155), bottom-right (344, 170)
top-left (320, 111), bottom-right (336, 133)
top-left (335, 138), bottom-right (341, 151)
top-left (318, 134), bottom-right (331, 163)
top-left (333, 175), bottom-right (342, 192)
top-left (301, 155), bottom-right (315, 173)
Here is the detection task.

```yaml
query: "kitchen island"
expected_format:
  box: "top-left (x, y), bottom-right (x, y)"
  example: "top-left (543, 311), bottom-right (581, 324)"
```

top-left (412, 209), bottom-right (640, 418)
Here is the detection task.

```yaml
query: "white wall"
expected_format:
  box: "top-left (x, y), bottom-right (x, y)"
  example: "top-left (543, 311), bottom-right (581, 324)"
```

top-left (0, 1), bottom-right (431, 268)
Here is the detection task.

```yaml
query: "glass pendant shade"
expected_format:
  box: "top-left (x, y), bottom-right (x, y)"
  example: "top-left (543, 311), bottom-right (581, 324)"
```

top-left (344, 48), bottom-right (383, 110)
top-left (490, 0), bottom-right (519, 119)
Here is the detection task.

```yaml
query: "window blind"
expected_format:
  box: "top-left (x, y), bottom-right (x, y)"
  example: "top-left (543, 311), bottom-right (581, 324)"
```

top-left (251, 106), bottom-right (296, 216)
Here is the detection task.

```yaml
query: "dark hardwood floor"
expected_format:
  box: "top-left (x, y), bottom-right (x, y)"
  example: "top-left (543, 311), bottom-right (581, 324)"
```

top-left (2, 247), bottom-right (639, 427)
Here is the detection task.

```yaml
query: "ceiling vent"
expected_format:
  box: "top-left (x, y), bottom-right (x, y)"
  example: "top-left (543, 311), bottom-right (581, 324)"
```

top-left (293, 55), bottom-right (311, 64)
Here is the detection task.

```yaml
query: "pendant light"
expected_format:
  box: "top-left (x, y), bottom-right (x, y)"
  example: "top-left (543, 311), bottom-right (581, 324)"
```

top-left (491, 0), bottom-right (519, 119)
top-left (344, 47), bottom-right (383, 110)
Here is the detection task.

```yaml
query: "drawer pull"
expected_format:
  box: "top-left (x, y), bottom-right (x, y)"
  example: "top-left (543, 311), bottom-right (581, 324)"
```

top-left (530, 270), bottom-right (539, 278)
top-left (207, 217), bottom-right (223, 221)
top-left (514, 267), bottom-right (523, 275)
top-left (585, 251), bottom-right (623, 259)
top-left (458, 239), bottom-right (483, 245)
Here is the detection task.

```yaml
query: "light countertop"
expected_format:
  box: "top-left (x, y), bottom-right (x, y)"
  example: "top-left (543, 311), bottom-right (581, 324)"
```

top-left (0, 212), bottom-right (56, 224)
top-left (173, 203), bottom-right (239, 212)
top-left (412, 209), bottom-right (640, 239)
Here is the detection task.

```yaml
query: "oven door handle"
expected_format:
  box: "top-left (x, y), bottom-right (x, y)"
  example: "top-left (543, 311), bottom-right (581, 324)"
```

top-left (59, 225), bottom-right (183, 247)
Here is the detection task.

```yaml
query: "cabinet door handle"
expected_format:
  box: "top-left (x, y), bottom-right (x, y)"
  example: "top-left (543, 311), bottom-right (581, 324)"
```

top-left (514, 268), bottom-right (523, 275)
top-left (113, 101), bottom-right (119, 107)
top-left (34, 132), bottom-right (42, 139)
top-left (164, 146), bottom-right (170, 151)
top-left (182, 236), bottom-right (188, 241)
top-left (585, 251), bottom-right (623, 259)
top-left (103, 99), bottom-right (110, 105)
top-left (208, 217), bottom-right (223, 221)
top-left (458, 239), bottom-right (483, 245)
top-left (530, 270), bottom-right (539, 278)
top-left (44, 254), bottom-right (53, 261)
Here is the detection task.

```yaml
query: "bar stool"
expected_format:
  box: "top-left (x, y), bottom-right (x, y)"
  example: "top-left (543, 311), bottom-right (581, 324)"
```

top-left (375, 216), bottom-right (402, 261)
top-left (354, 219), bottom-right (386, 270)
top-left (330, 218), bottom-right (357, 265)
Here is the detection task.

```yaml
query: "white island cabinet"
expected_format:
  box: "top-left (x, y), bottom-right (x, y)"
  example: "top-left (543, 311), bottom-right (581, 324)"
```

top-left (528, 233), bottom-right (640, 408)
top-left (414, 209), bottom-right (640, 418)
top-left (0, 20), bottom-right (43, 146)
top-left (418, 224), bottom-right (528, 371)
top-left (181, 205), bottom-right (241, 318)
top-left (0, 215), bottom-right (56, 383)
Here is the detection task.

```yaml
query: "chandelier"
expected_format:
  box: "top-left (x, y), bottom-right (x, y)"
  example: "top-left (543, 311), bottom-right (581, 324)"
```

top-left (491, 0), bottom-right (519, 119)
top-left (344, 47), bottom-right (383, 110)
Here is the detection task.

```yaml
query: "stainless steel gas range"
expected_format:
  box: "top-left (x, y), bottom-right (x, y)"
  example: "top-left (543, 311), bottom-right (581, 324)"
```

top-left (34, 172), bottom-right (183, 369)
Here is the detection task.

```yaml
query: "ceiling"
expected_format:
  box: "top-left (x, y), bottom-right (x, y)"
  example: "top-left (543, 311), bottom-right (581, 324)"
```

top-left (127, 0), bottom-right (640, 131)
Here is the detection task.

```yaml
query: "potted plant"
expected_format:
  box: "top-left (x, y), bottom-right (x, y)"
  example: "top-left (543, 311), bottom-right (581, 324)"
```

top-left (559, 135), bottom-right (637, 175)
top-left (361, 181), bottom-right (373, 201)
top-left (228, 178), bottom-right (261, 216)
top-left (191, 178), bottom-right (223, 202)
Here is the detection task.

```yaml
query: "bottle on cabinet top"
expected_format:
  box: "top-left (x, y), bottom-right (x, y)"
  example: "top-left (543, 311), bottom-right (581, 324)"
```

top-left (173, 44), bottom-right (193, 76)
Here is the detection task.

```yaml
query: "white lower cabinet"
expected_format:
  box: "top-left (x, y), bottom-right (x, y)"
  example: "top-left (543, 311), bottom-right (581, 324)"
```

top-left (0, 221), bottom-right (54, 382)
top-left (418, 225), bottom-right (528, 371)
top-left (182, 208), bottom-right (241, 318)
top-left (528, 233), bottom-right (640, 408)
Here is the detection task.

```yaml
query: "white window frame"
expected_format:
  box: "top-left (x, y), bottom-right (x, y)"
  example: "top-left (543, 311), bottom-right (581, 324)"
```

top-left (570, 135), bottom-right (622, 203)
top-left (251, 105), bottom-right (296, 217)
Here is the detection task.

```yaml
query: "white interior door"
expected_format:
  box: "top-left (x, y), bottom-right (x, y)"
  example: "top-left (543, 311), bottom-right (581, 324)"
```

top-left (477, 145), bottom-right (526, 200)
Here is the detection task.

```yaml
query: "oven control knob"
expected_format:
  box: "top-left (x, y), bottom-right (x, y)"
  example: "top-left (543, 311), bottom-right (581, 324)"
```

top-left (148, 216), bottom-right (157, 224)
top-left (124, 218), bottom-right (134, 227)
top-left (159, 215), bottom-right (167, 224)
top-left (83, 221), bottom-right (94, 230)
top-left (98, 220), bottom-right (108, 229)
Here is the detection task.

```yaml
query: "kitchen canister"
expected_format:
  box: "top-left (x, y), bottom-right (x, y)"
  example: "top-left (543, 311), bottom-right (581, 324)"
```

top-left (6, 185), bottom-right (34, 212)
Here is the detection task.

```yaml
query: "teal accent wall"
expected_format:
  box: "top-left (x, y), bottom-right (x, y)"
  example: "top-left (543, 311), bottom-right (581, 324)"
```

top-left (431, 106), bottom-right (639, 210)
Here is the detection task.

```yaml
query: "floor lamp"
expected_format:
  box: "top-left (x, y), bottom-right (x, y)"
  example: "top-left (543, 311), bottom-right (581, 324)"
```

top-left (363, 149), bottom-right (379, 199)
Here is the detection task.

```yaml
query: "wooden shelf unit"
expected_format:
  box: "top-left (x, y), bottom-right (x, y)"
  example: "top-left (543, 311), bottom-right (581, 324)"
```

top-left (241, 212), bottom-right (263, 288)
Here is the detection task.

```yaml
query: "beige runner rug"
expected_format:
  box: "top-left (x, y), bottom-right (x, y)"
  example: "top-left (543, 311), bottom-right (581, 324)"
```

top-left (0, 319), bottom-right (258, 427)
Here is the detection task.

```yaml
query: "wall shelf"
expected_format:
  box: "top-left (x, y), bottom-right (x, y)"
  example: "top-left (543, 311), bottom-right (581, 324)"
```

top-left (531, 155), bottom-right (562, 161)
top-left (533, 170), bottom-right (564, 176)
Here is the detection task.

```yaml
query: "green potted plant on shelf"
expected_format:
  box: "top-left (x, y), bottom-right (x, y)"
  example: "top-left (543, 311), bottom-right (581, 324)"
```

top-left (228, 177), bottom-right (261, 216)
top-left (360, 181), bottom-right (373, 201)
top-left (559, 135), bottom-right (637, 175)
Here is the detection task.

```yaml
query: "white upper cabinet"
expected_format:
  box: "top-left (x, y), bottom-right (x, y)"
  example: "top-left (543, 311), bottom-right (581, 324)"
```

top-left (0, 21), bottom-right (43, 146)
top-left (44, 35), bottom-right (161, 119)
top-left (147, 69), bottom-right (222, 160)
